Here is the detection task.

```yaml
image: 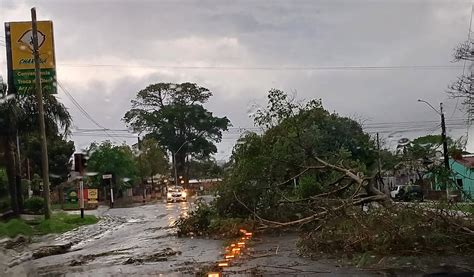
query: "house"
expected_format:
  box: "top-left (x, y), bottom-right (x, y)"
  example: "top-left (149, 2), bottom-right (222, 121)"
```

top-left (188, 178), bottom-right (222, 192)
top-left (448, 156), bottom-right (474, 200)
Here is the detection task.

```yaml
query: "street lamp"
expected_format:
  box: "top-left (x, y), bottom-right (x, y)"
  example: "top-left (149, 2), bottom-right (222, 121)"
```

top-left (417, 99), bottom-right (450, 199)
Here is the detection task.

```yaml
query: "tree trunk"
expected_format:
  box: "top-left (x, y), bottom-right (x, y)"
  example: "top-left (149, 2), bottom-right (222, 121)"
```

top-left (2, 135), bottom-right (19, 215)
top-left (176, 151), bottom-right (186, 187)
top-left (14, 141), bottom-right (23, 212)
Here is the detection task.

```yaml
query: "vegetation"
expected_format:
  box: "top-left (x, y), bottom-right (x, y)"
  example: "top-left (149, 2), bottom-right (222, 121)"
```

top-left (0, 80), bottom-right (72, 216)
top-left (174, 200), bottom-right (254, 238)
top-left (86, 141), bottom-right (138, 190)
top-left (37, 212), bottom-right (98, 234)
top-left (448, 39), bottom-right (474, 115)
top-left (177, 89), bottom-right (474, 261)
top-left (187, 157), bottom-right (223, 180)
top-left (299, 204), bottom-right (474, 258)
top-left (124, 82), bottom-right (230, 182)
top-left (214, 89), bottom-right (380, 220)
top-left (137, 137), bottom-right (169, 182)
top-left (0, 213), bottom-right (98, 238)
top-left (22, 133), bottom-right (75, 188)
top-left (23, 196), bottom-right (45, 214)
top-left (0, 169), bottom-right (10, 213)
top-left (0, 219), bottom-right (34, 238)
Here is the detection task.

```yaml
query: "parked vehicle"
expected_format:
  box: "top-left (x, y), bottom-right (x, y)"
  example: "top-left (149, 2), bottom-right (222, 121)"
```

top-left (166, 186), bottom-right (187, 202)
top-left (390, 185), bottom-right (424, 201)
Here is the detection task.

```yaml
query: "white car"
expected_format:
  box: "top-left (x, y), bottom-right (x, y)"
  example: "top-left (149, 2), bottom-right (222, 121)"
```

top-left (390, 185), bottom-right (404, 199)
top-left (167, 186), bottom-right (187, 202)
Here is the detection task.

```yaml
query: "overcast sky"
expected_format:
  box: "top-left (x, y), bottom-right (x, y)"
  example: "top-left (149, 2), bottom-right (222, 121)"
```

top-left (1, 0), bottom-right (473, 160)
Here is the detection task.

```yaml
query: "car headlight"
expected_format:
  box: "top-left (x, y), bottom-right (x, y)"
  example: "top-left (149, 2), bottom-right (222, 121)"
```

top-left (182, 192), bottom-right (187, 198)
top-left (167, 193), bottom-right (172, 198)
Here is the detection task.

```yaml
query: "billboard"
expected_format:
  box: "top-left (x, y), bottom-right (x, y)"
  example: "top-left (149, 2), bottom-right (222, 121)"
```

top-left (4, 21), bottom-right (57, 94)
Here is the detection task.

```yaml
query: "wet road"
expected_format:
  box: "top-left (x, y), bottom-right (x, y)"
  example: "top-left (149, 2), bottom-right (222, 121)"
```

top-left (8, 201), bottom-right (224, 276)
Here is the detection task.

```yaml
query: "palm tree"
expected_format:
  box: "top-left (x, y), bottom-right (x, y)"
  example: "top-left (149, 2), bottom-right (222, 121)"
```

top-left (0, 82), bottom-right (71, 215)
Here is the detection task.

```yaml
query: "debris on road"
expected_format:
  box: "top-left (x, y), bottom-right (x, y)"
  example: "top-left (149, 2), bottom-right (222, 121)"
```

top-left (32, 243), bottom-right (73, 259)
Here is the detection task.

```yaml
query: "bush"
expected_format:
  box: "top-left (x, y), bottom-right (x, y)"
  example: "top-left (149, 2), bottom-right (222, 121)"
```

top-left (0, 197), bottom-right (10, 213)
top-left (24, 196), bottom-right (45, 214)
top-left (174, 200), bottom-right (255, 238)
top-left (175, 200), bottom-right (215, 236)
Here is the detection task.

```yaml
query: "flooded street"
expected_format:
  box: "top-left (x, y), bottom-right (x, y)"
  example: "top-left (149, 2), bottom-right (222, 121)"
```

top-left (4, 201), bottom-right (470, 276)
top-left (6, 201), bottom-right (224, 276)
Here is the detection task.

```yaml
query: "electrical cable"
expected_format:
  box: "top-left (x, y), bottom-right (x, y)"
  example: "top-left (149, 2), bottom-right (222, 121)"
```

top-left (57, 81), bottom-right (124, 144)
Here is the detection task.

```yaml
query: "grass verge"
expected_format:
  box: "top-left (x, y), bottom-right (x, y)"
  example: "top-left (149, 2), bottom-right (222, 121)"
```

top-left (0, 212), bottom-right (98, 238)
top-left (51, 203), bottom-right (80, 210)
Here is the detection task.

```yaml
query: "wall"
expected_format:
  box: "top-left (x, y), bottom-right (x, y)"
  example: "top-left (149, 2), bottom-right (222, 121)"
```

top-left (450, 160), bottom-right (474, 200)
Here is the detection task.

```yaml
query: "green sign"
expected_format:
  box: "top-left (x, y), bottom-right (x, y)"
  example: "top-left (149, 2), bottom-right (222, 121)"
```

top-left (12, 68), bottom-right (56, 94)
top-left (66, 189), bottom-right (78, 203)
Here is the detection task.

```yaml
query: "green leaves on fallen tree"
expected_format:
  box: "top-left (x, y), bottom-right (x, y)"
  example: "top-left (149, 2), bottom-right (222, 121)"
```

top-left (215, 89), bottom-right (379, 220)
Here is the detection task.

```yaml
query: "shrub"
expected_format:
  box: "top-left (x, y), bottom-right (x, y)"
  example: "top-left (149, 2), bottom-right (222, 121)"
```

top-left (174, 199), bottom-right (255, 238)
top-left (0, 197), bottom-right (10, 213)
top-left (175, 200), bottom-right (215, 236)
top-left (24, 196), bottom-right (45, 214)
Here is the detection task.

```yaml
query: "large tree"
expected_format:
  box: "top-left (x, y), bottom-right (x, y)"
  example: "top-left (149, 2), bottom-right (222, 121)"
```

top-left (447, 40), bottom-right (474, 115)
top-left (0, 82), bottom-right (71, 215)
top-left (22, 133), bottom-right (75, 187)
top-left (187, 157), bottom-right (223, 180)
top-left (216, 89), bottom-right (382, 219)
top-left (123, 83), bottom-right (230, 184)
top-left (137, 137), bottom-right (169, 185)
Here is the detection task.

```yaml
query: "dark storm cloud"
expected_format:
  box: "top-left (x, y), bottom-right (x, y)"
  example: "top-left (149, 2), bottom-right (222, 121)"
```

top-left (1, 0), bottom-right (473, 157)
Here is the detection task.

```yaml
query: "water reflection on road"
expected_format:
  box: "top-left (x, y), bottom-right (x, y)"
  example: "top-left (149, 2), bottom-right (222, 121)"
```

top-left (15, 201), bottom-right (223, 276)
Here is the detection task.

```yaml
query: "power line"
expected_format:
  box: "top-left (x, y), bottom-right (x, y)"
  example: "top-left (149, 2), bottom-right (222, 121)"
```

top-left (56, 63), bottom-right (463, 71)
top-left (57, 81), bottom-right (123, 144)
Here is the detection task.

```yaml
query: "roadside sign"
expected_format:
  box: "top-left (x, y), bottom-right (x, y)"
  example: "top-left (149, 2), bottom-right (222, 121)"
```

top-left (102, 174), bottom-right (112, 179)
top-left (4, 21), bottom-right (57, 94)
top-left (88, 189), bottom-right (98, 203)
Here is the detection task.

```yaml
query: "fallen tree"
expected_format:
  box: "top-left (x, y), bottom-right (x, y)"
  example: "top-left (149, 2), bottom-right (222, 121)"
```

top-left (175, 89), bottom-right (474, 259)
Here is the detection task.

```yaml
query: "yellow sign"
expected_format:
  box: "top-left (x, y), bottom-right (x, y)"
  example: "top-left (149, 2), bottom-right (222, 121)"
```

top-left (5, 21), bottom-right (56, 94)
top-left (8, 21), bottom-right (55, 70)
top-left (88, 189), bottom-right (98, 200)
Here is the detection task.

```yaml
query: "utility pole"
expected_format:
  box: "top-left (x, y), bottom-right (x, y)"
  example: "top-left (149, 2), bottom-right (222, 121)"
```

top-left (137, 136), bottom-right (146, 202)
top-left (74, 153), bottom-right (85, 218)
top-left (440, 103), bottom-right (450, 200)
top-left (440, 103), bottom-right (450, 171)
top-left (418, 100), bottom-right (450, 200)
top-left (376, 133), bottom-right (382, 190)
top-left (31, 7), bottom-right (51, 219)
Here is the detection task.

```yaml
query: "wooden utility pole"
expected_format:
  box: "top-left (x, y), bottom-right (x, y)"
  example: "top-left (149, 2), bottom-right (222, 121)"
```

top-left (440, 103), bottom-right (450, 199)
top-left (31, 7), bottom-right (51, 219)
top-left (376, 133), bottom-right (382, 190)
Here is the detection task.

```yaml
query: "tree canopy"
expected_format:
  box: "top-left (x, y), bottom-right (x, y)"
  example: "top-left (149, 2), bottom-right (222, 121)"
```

top-left (137, 137), bottom-right (169, 181)
top-left (86, 141), bottom-right (138, 189)
top-left (215, 89), bottom-right (379, 219)
top-left (123, 82), bottom-right (230, 182)
top-left (0, 83), bottom-right (72, 215)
